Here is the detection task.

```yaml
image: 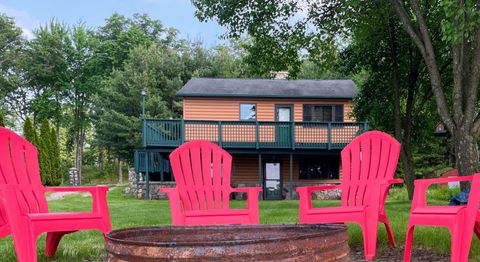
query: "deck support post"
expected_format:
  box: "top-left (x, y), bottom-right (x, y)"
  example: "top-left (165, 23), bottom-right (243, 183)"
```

top-left (327, 122), bottom-right (332, 150)
top-left (289, 153), bottom-right (293, 200)
top-left (258, 153), bottom-right (263, 200)
top-left (218, 121), bottom-right (223, 146)
top-left (255, 122), bottom-right (260, 149)
top-left (136, 151), bottom-right (141, 193)
top-left (363, 121), bottom-right (369, 132)
top-left (160, 154), bottom-right (164, 181)
top-left (145, 151), bottom-right (150, 200)
top-left (180, 119), bottom-right (185, 144)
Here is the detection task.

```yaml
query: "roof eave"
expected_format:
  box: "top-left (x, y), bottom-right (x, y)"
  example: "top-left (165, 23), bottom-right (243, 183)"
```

top-left (176, 93), bottom-right (354, 99)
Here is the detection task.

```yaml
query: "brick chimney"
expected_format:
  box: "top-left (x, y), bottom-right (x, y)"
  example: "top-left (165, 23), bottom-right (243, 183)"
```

top-left (273, 71), bottom-right (289, 80)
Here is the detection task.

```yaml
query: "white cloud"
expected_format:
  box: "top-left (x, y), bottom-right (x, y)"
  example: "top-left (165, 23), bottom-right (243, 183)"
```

top-left (0, 4), bottom-right (40, 40)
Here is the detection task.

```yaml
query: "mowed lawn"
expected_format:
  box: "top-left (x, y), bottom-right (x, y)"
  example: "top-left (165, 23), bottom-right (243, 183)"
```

top-left (0, 186), bottom-right (479, 261)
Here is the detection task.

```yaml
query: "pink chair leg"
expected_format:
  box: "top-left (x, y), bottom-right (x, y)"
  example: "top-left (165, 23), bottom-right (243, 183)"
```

top-left (403, 224), bottom-right (415, 262)
top-left (474, 222), bottom-right (480, 240)
top-left (46, 231), bottom-right (70, 257)
top-left (382, 217), bottom-right (396, 247)
top-left (13, 234), bottom-right (37, 262)
top-left (361, 219), bottom-right (379, 261)
top-left (450, 227), bottom-right (461, 262)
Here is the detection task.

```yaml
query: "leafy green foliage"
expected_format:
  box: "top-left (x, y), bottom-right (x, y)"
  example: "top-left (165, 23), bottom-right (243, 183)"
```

top-left (427, 185), bottom-right (461, 202)
top-left (0, 13), bottom-right (25, 120)
top-left (24, 20), bottom-right (72, 128)
top-left (49, 126), bottom-right (62, 184)
top-left (37, 119), bottom-right (61, 186)
top-left (192, 0), bottom-right (337, 78)
top-left (23, 117), bottom-right (37, 145)
top-left (439, 0), bottom-right (480, 44)
top-left (0, 112), bottom-right (4, 127)
top-left (1, 12), bottom-right (255, 178)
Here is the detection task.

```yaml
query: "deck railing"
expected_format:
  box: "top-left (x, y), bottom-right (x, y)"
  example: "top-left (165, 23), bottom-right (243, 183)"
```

top-left (142, 119), bottom-right (368, 150)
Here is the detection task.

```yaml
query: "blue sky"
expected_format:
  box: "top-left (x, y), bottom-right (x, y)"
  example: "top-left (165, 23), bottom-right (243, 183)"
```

top-left (0, 0), bottom-right (227, 45)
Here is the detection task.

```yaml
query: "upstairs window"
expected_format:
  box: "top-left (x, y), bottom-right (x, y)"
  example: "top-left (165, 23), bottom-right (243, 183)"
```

top-left (303, 105), bottom-right (344, 122)
top-left (240, 103), bottom-right (256, 120)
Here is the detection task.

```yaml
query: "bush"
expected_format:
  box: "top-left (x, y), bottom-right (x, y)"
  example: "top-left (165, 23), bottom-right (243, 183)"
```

top-left (427, 185), bottom-right (461, 202)
top-left (387, 185), bottom-right (461, 203)
top-left (387, 186), bottom-right (409, 201)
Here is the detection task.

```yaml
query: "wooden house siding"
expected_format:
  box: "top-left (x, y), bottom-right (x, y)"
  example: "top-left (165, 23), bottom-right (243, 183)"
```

top-left (182, 98), bottom-right (358, 145)
top-left (183, 97), bottom-right (355, 122)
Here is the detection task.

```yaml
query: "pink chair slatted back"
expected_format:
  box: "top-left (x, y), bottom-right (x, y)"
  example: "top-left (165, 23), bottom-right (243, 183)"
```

top-left (340, 131), bottom-right (400, 207)
top-left (169, 140), bottom-right (233, 211)
top-left (0, 128), bottom-right (48, 216)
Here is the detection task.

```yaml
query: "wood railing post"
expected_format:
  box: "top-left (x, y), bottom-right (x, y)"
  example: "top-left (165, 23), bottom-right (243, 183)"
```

top-left (255, 122), bottom-right (260, 149)
top-left (363, 121), bottom-right (369, 132)
top-left (218, 121), bottom-right (223, 146)
top-left (291, 121), bottom-right (295, 150)
top-left (327, 122), bottom-right (332, 150)
top-left (180, 119), bottom-right (185, 144)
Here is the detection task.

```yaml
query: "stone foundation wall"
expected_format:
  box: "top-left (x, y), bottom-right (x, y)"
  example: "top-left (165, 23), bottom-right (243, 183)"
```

top-left (124, 169), bottom-right (341, 200)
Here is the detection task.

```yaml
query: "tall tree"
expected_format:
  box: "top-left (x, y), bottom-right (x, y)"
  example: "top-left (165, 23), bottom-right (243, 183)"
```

top-left (335, 1), bottom-right (442, 199)
top-left (0, 13), bottom-right (26, 121)
top-left (49, 126), bottom-right (61, 185)
top-left (66, 24), bottom-right (98, 179)
top-left (23, 117), bottom-right (37, 145)
top-left (192, 1), bottom-right (331, 78)
top-left (97, 44), bottom-right (183, 161)
top-left (92, 13), bottom-right (179, 166)
top-left (191, 0), bottom-right (452, 198)
top-left (24, 20), bottom-right (72, 135)
top-left (390, 0), bottom-right (480, 180)
top-left (37, 119), bottom-right (61, 185)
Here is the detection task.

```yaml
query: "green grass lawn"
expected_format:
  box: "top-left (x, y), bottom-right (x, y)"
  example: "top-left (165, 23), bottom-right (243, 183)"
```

top-left (0, 186), bottom-right (479, 261)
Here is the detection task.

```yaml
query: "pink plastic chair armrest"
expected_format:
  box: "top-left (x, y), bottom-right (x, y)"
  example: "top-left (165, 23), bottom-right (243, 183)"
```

top-left (412, 175), bottom-right (473, 208)
top-left (45, 186), bottom-right (109, 213)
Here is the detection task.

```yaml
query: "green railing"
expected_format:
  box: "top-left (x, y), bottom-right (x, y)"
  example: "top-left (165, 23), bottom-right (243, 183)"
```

top-left (142, 119), bottom-right (368, 150)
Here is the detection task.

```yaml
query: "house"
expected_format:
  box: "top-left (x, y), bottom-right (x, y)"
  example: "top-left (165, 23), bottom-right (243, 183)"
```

top-left (134, 77), bottom-right (367, 200)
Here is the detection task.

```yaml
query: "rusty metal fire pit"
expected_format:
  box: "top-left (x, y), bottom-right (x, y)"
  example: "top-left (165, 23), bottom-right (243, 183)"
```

top-left (105, 224), bottom-right (349, 261)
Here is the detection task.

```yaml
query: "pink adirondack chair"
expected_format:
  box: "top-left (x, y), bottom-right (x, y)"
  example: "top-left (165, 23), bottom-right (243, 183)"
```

top-left (404, 174), bottom-right (480, 262)
top-left (161, 140), bottom-right (262, 225)
top-left (0, 127), bottom-right (112, 262)
top-left (296, 130), bottom-right (403, 260)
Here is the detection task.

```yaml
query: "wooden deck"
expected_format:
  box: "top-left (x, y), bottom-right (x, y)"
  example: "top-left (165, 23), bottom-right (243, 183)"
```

top-left (142, 119), bottom-right (368, 150)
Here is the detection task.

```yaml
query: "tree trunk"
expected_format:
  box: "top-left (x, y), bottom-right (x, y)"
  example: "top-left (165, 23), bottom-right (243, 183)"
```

top-left (118, 159), bottom-right (123, 183)
top-left (388, 18), bottom-right (416, 199)
top-left (453, 131), bottom-right (479, 189)
top-left (400, 128), bottom-right (416, 199)
top-left (391, 0), bottom-right (480, 181)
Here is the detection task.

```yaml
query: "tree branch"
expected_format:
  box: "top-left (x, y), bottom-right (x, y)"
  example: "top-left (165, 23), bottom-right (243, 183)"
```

top-left (472, 112), bottom-right (480, 137)
top-left (396, 0), bottom-right (455, 132)
top-left (389, 0), bottom-right (427, 56)
top-left (466, 6), bottom-right (480, 129)
top-left (452, 42), bottom-right (465, 125)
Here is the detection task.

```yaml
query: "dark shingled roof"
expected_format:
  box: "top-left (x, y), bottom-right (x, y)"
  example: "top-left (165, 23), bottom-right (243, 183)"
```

top-left (177, 78), bottom-right (358, 99)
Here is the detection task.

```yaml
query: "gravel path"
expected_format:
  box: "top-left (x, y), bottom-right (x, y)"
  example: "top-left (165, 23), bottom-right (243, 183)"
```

top-left (46, 191), bottom-right (90, 201)
top-left (46, 186), bottom-right (116, 201)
